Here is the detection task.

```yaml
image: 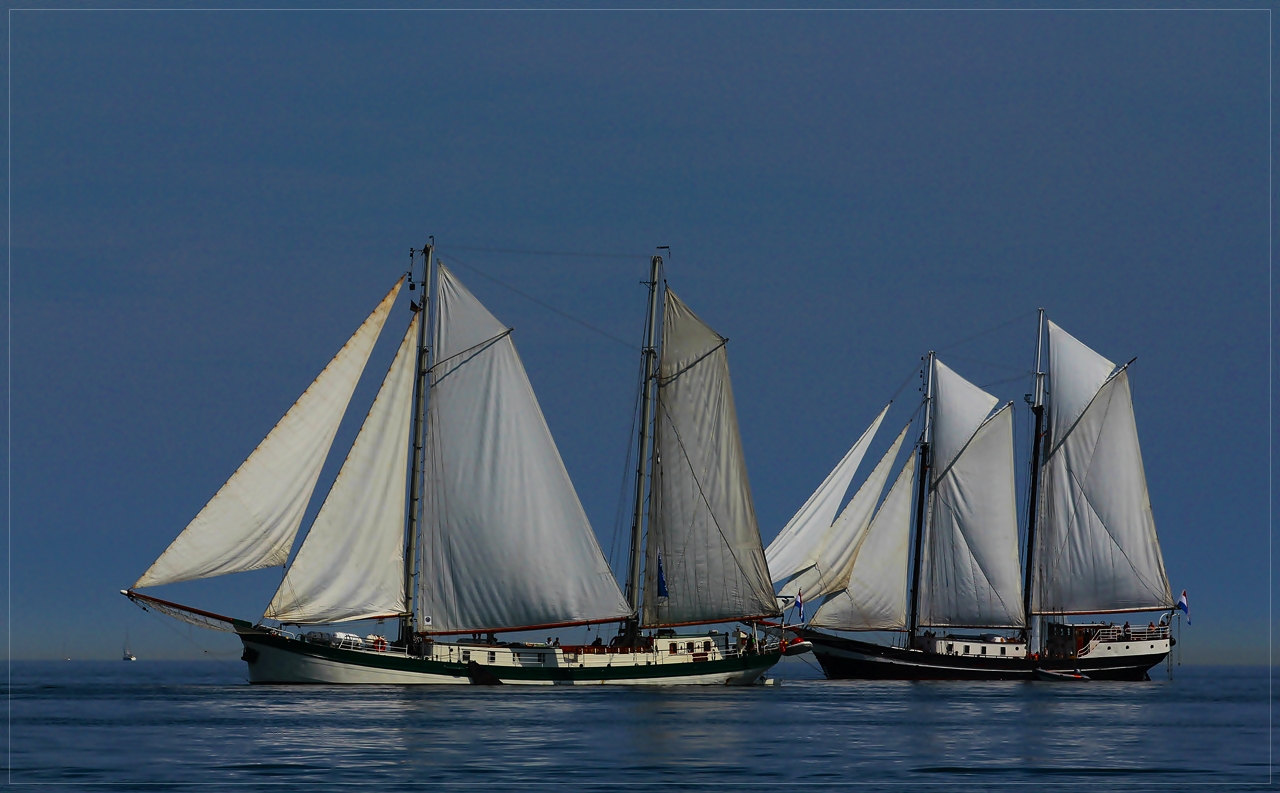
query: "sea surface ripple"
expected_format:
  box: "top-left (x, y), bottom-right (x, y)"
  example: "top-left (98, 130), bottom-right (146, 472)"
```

top-left (10, 661), bottom-right (1269, 790)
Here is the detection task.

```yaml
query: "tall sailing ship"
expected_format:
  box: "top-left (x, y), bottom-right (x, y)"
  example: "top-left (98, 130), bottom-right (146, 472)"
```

top-left (123, 247), bottom-right (792, 685)
top-left (772, 311), bottom-right (1176, 680)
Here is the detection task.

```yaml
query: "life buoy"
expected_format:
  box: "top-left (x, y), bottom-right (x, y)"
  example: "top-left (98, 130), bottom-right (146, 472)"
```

top-left (373, 637), bottom-right (388, 652)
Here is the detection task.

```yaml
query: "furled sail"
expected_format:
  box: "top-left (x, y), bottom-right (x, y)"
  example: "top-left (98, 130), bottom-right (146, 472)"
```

top-left (642, 289), bottom-right (779, 627)
top-left (774, 420), bottom-right (911, 602)
top-left (418, 265), bottom-right (630, 633)
top-left (1031, 322), bottom-right (1172, 614)
top-left (917, 361), bottom-right (1024, 628)
top-left (134, 279), bottom-right (402, 589)
top-left (810, 452), bottom-right (916, 631)
top-left (264, 314), bottom-right (419, 624)
top-left (766, 403), bottom-right (890, 593)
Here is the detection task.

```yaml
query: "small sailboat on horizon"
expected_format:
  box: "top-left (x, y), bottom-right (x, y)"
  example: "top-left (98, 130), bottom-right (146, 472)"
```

top-left (123, 244), bottom-right (792, 685)
top-left (122, 631), bottom-right (136, 662)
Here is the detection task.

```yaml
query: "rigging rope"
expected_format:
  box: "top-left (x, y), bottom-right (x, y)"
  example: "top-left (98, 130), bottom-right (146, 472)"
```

top-left (439, 245), bottom-right (649, 260)
top-left (439, 253), bottom-right (641, 351)
top-left (935, 309), bottom-right (1039, 354)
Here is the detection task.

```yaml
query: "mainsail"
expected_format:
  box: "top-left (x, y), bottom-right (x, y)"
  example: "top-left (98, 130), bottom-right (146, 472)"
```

top-left (134, 280), bottom-right (402, 589)
top-left (642, 289), bottom-right (779, 627)
top-left (774, 419), bottom-right (911, 603)
top-left (766, 404), bottom-right (890, 597)
top-left (1031, 321), bottom-right (1172, 614)
top-left (418, 265), bottom-right (630, 633)
top-left (264, 314), bottom-right (419, 624)
top-left (917, 361), bottom-right (1024, 628)
top-left (810, 452), bottom-right (916, 631)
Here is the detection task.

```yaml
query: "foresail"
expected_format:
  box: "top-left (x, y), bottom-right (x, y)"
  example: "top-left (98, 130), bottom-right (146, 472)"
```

top-left (810, 452), bottom-right (915, 631)
top-left (919, 402), bottom-right (1024, 628)
top-left (264, 314), bottom-right (418, 624)
top-left (1033, 322), bottom-right (1172, 614)
top-left (419, 265), bottom-right (630, 633)
top-left (642, 289), bottom-right (779, 627)
top-left (134, 279), bottom-right (402, 589)
top-left (776, 420), bottom-right (911, 602)
top-left (766, 404), bottom-right (890, 589)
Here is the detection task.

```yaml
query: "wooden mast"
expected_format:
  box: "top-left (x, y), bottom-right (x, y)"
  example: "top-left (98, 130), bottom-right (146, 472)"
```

top-left (906, 352), bottom-right (935, 643)
top-left (622, 253), bottom-right (663, 644)
top-left (1021, 308), bottom-right (1047, 644)
top-left (400, 242), bottom-right (434, 645)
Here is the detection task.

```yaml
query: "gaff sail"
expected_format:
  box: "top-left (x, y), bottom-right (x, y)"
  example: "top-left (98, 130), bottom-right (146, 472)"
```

top-left (1031, 322), bottom-right (1172, 615)
top-left (417, 265), bottom-right (631, 634)
top-left (917, 361), bottom-right (1024, 629)
top-left (642, 289), bottom-right (779, 627)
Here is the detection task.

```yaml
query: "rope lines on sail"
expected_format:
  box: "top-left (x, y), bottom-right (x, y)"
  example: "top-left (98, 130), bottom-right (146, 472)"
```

top-left (654, 394), bottom-right (767, 619)
top-left (1038, 376), bottom-right (1168, 610)
top-left (426, 328), bottom-right (513, 379)
top-left (438, 253), bottom-right (640, 351)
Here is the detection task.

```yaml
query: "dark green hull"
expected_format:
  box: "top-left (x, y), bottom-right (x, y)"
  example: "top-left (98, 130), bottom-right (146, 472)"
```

top-left (240, 631), bottom-right (781, 685)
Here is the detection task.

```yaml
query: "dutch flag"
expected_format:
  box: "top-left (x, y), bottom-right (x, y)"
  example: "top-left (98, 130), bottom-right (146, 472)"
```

top-left (1176, 590), bottom-right (1190, 625)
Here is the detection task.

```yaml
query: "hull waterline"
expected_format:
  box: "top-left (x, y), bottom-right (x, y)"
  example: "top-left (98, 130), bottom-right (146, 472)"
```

top-left (797, 628), bottom-right (1170, 682)
top-left (239, 630), bottom-right (781, 686)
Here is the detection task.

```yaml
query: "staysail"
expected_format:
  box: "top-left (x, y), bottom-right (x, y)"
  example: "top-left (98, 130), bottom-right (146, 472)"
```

top-left (642, 289), bottom-right (779, 627)
top-left (1031, 321), bottom-right (1172, 614)
top-left (766, 404), bottom-right (890, 596)
top-left (134, 279), bottom-right (402, 589)
top-left (917, 361), bottom-right (1024, 628)
top-left (418, 265), bottom-right (630, 633)
top-left (264, 314), bottom-right (419, 624)
top-left (810, 452), bottom-right (916, 631)
top-left (775, 420), bottom-right (911, 602)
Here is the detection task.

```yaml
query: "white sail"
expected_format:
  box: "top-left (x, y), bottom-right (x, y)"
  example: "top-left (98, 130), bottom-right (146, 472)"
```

top-left (264, 315), bottom-right (419, 624)
top-left (775, 420), bottom-right (911, 602)
top-left (930, 358), bottom-right (998, 474)
top-left (810, 452), bottom-right (916, 631)
top-left (918, 360), bottom-right (1024, 628)
top-left (766, 403), bottom-right (890, 591)
top-left (1032, 322), bottom-right (1172, 614)
top-left (418, 265), bottom-right (630, 633)
top-left (642, 289), bottom-right (779, 627)
top-left (134, 280), bottom-right (402, 589)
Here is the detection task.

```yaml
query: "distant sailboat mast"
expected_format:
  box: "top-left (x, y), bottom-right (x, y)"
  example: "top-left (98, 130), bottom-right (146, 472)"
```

top-left (906, 352), bottom-right (936, 640)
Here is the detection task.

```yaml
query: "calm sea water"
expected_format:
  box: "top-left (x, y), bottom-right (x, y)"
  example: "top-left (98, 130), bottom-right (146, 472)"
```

top-left (10, 659), bottom-right (1270, 789)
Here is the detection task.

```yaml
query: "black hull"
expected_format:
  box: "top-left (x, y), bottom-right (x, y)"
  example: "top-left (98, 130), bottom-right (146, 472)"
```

top-left (797, 628), bottom-right (1168, 682)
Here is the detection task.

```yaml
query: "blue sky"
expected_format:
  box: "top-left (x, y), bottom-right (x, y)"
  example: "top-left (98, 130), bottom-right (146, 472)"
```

top-left (8, 8), bottom-right (1269, 663)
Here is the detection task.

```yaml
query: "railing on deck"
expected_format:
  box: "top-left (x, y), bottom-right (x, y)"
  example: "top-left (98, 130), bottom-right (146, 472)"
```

top-left (1093, 625), bottom-right (1169, 643)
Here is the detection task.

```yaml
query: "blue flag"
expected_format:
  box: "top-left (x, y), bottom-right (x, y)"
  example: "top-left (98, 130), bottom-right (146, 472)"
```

top-left (796, 589), bottom-right (804, 624)
top-left (1176, 590), bottom-right (1190, 625)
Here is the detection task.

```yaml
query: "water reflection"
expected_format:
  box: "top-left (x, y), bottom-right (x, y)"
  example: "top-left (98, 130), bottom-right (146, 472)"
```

top-left (10, 662), bottom-right (1268, 788)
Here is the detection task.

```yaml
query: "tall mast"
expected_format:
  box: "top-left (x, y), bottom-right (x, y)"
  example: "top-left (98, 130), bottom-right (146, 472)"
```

top-left (623, 253), bottom-right (663, 642)
top-left (906, 351), bottom-right (935, 641)
top-left (400, 241), bottom-right (434, 644)
top-left (1021, 308), bottom-right (1047, 635)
